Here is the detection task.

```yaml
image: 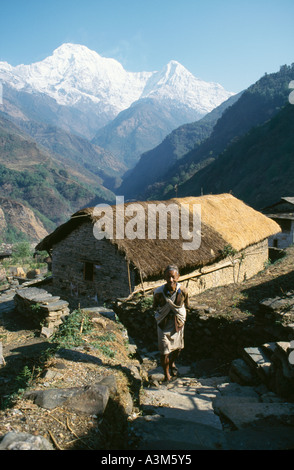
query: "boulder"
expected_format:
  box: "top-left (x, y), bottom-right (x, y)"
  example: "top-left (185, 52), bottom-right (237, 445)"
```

top-left (26, 269), bottom-right (41, 279)
top-left (25, 387), bottom-right (80, 410)
top-left (24, 378), bottom-right (114, 415)
top-left (229, 358), bottom-right (257, 385)
top-left (0, 432), bottom-right (53, 450)
top-left (64, 383), bottom-right (109, 415)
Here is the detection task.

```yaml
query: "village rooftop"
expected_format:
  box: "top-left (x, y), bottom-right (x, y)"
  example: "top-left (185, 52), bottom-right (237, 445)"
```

top-left (92, 196), bottom-right (201, 251)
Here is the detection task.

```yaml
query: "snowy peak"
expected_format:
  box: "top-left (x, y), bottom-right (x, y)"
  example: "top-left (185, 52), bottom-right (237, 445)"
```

top-left (160, 60), bottom-right (187, 78)
top-left (0, 43), bottom-right (154, 111)
top-left (142, 60), bottom-right (191, 93)
top-left (141, 59), bottom-right (232, 114)
top-left (0, 43), bottom-right (234, 117)
top-left (42, 43), bottom-right (127, 81)
top-left (10, 43), bottom-right (134, 108)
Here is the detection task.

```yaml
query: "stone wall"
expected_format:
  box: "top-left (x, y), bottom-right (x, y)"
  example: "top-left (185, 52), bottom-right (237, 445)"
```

top-left (268, 219), bottom-right (294, 249)
top-left (14, 287), bottom-right (70, 332)
top-left (136, 240), bottom-right (269, 297)
top-left (52, 222), bottom-right (135, 305)
top-left (114, 296), bottom-right (294, 360)
top-left (237, 341), bottom-right (294, 401)
top-left (183, 240), bottom-right (269, 297)
top-left (114, 293), bottom-right (294, 403)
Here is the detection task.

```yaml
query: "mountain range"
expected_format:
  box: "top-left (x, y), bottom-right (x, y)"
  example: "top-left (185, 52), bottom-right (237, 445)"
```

top-left (124, 64), bottom-right (294, 205)
top-left (0, 43), bottom-right (234, 141)
top-left (0, 43), bottom-right (235, 241)
top-left (119, 92), bottom-right (242, 198)
top-left (0, 43), bottom-right (293, 242)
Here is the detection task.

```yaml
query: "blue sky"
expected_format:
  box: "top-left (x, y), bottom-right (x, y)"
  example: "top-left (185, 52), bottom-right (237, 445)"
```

top-left (0, 0), bottom-right (293, 92)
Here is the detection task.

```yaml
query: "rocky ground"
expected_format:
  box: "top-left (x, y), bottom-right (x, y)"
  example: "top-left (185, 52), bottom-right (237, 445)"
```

top-left (0, 292), bottom-right (143, 450)
top-left (1, 247), bottom-right (294, 451)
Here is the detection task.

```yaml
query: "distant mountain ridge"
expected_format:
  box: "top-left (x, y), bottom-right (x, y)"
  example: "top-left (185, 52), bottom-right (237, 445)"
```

top-left (136, 64), bottom-right (294, 202)
top-left (119, 92), bottom-right (242, 198)
top-left (92, 97), bottom-right (208, 168)
top-left (176, 102), bottom-right (294, 210)
top-left (3, 45), bottom-right (292, 243)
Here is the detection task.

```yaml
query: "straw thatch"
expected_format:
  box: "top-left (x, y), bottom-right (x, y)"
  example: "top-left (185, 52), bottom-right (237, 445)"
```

top-left (177, 194), bottom-right (281, 252)
top-left (36, 194), bottom-right (280, 279)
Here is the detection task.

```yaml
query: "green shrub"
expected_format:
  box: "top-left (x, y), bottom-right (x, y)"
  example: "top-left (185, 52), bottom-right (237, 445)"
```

top-left (51, 308), bottom-right (93, 348)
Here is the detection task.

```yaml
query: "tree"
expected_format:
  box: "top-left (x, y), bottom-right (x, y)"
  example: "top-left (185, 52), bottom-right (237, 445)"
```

top-left (12, 242), bottom-right (32, 263)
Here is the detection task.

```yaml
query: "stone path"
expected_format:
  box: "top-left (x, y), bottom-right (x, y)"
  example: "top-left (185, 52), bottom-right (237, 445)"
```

top-left (1, 283), bottom-right (294, 451)
top-left (0, 293), bottom-right (15, 314)
top-left (130, 358), bottom-right (294, 450)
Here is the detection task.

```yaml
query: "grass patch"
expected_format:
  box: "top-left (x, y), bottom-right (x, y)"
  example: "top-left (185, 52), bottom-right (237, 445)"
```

top-left (50, 309), bottom-right (116, 358)
top-left (51, 308), bottom-right (93, 348)
top-left (1, 365), bottom-right (42, 409)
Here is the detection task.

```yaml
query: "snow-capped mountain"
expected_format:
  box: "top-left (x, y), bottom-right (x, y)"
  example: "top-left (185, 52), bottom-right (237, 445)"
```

top-left (0, 44), bottom-right (150, 113)
top-left (0, 43), bottom-right (236, 169)
top-left (140, 60), bottom-right (233, 115)
top-left (0, 43), bottom-right (234, 120)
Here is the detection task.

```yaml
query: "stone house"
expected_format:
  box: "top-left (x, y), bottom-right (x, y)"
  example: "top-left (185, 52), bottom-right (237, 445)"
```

top-left (36, 194), bottom-right (280, 305)
top-left (263, 197), bottom-right (294, 249)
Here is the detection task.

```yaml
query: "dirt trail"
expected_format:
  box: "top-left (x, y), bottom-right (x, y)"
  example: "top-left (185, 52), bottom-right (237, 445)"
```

top-left (1, 247), bottom-right (294, 450)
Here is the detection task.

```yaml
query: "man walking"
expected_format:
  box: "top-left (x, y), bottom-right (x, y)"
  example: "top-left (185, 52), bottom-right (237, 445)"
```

top-left (153, 265), bottom-right (189, 382)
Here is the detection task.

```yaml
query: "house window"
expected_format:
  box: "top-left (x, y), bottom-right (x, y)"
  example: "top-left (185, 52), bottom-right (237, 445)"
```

top-left (84, 262), bottom-right (94, 281)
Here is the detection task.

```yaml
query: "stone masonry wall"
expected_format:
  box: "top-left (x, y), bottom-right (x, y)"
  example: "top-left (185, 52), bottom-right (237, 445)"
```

top-left (51, 221), bottom-right (269, 304)
top-left (137, 240), bottom-right (269, 297)
top-left (52, 221), bottom-right (135, 304)
top-left (184, 240), bottom-right (269, 297)
top-left (269, 220), bottom-right (294, 249)
top-left (14, 287), bottom-right (70, 331)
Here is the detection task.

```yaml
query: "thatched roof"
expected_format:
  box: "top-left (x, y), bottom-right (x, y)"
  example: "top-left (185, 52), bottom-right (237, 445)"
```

top-left (180, 194), bottom-right (281, 252)
top-left (36, 194), bottom-right (280, 278)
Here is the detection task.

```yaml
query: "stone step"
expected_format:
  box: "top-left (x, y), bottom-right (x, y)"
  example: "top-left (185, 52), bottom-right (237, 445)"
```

top-left (139, 379), bottom-right (223, 430)
top-left (15, 287), bottom-right (49, 301)
top-left (242, 346), bottom-right (273, 380)
top-left (216, 401), bottom-right (294, 430)
top-left (216, 381), bottom-right (260, 397)
top-left (39, 300), bottom-right (69, 312)
top-left (213, 395), bottom-right (260, 416)
top-left (131, 414), bottom-right (294, 450)
top-left (131, 416), bottom-right (226, 450)
top-left (81, 306), bottom-right (117, 321)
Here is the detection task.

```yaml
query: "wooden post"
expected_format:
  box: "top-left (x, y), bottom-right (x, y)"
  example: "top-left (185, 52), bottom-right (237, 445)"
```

top-left (127, 260), bottom-right (132, 295)
top-left (0, 342), bottom-right (5, 366)
top-left (139, 269), bottom-right (145, 296)
top-left (136, 261), bottom-right (145, 296)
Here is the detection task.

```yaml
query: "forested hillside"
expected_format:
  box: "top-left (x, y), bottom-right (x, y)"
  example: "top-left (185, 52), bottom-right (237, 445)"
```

top-left (0, 116), bottom-right (115, 241)
top-left (119, 93), bottom-right (241, 199)
top-left (144, 64), bottom-right (294, 201)
top-left (175, 103), bottom-right (294, 210)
